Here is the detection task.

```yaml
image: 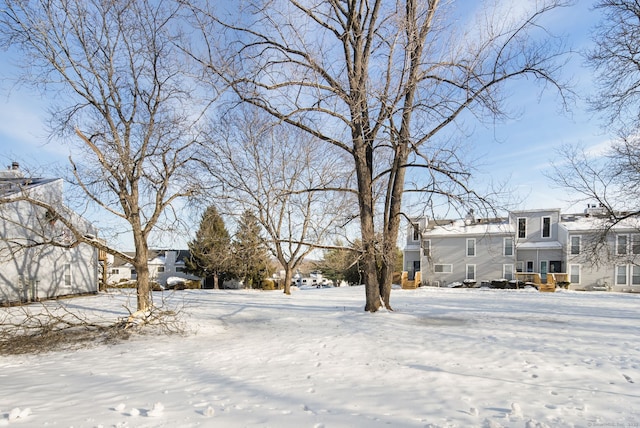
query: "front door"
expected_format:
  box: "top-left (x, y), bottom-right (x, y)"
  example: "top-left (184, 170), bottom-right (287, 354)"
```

top-left (540, 261), bottom-right (548, 283)
top-left (411, 260), bottom-right (421, 280)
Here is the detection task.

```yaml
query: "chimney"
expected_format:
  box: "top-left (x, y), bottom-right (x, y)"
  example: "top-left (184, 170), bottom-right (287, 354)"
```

top-left (11, 161), bottom-right (19, 170)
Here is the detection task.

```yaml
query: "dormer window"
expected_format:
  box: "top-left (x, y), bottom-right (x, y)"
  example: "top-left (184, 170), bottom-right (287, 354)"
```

top-left (542, 216), bottom-right (551, 238)
top-left (517, 218), bottom-right (526, 238)
top-left (412, 223), bottom-right (420, 241)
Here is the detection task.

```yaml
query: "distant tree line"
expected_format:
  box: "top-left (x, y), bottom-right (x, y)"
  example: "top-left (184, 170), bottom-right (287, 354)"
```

top-left (185, 206), bottom-right (381, 289)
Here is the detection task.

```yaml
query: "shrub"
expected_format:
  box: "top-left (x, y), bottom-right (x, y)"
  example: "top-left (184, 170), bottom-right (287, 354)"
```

top-left (261, 279), bottom-right (275, 290)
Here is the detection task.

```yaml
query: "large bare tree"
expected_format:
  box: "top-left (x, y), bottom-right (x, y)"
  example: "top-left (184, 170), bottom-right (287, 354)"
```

top-left (194, 0), bottom-right (567, 312)
top-left (589, 0), bottom-right (640, 135)
top-left (203, 107), bottom-right (352, 295)
top-left (549, 0), bottom-right (640, 261)
top-left (0, 0), bottom-right (212, 313)
top-left (189, 0), bottom-right (570, 311)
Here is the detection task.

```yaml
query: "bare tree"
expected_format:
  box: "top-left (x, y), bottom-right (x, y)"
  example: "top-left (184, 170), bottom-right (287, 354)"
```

top-left (588, 0), bottom-right (640, 135)
top-left (187, 0), bottom-right (570, 311)
top-left (0, 0), bottom-right (214, 313)
top-left (549, 0), bottom-right (640, 262)
top-left (203, 107), bottom-right (352, 295)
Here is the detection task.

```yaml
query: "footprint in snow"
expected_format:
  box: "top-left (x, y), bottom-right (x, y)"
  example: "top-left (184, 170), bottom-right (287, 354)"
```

top-left (623, 374), bottom-right (634, 383)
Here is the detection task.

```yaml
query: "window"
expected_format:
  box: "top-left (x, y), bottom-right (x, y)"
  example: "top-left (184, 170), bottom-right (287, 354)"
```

top-left (176, 267), bottom-right (185, 273)
top-left (570, 236), bottom-right (581, 255)
top-left (434, 264), bottom-right (453, 273)
top-left (64, 264), bottom-right (71, 286)
top-left (633, 235), bottom-right (640, 255)
top-left (110, 268), bottom-right (120, 275)
top-left (503, 264), bottom-right (514, 281)
top-left (412, 223), bottom-right (420, 241)
top-left (616, 265), bottom-right (627, 285)
top-left (157, 266), bottom-right (165, 273)
top-left (526, 261), bottom-right (534, 272)
top-left (542, 216), bottom-right (551, 238)
top-left (423, 240), bottom-right (431, 257)
top-left (466, 238), bottom-right (476, 257)
top-left (504, 237), bottom-right (513, 256)
top-left (615, 264), bottom-right (640, 286)
top-left (466, 264), bottom-right (476, 281)
top-left (569, 264), bottom-right (581, 284)
top-left (633, 266), bottom-right (640, 285)
top-left (617, 235), bottom-right (628, 255)
top-left (517, 218), bottom-right (526, 238)
top-left (516, 261), bottom-right (524, 272)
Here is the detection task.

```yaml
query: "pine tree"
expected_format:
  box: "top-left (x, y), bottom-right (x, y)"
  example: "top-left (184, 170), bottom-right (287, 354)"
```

top-left (316, 240), bottom-right (361, 285)
top-left (185, 205), bottom-right (232, 289)
top-left (232, 210), bottom-right (272, 288)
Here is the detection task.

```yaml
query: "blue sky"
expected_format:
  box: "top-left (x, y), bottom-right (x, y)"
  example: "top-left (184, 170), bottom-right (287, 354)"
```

top-left (462, 0), bottom-right (608, 214)
top-left (0, 0), bottom-right (607, 249)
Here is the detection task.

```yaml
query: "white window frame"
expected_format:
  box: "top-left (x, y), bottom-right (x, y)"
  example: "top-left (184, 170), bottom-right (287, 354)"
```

top-left (466, 238), bottom-right (476, 257)
top-left (632, 265), bottom-right (640, 286)
top-left (526, 261), bottom-right (534, 272)
top-left (434, 264), bottom-right (453, 274)
top-left (541, 216), bottom-right (551, 238)
top-left (570, 235), bottom-right (581, 255)
top-left (503, 264), bottom-right (514, 281)
top-left (64, 264), bottom-right (72, 287)
top-left (423, 240), bottom-right (431, 257)
top-left (617, 234), bottom-right (628, 255)
top-left (616, 265), bottom-right (627, 285)
top-left (517, 217), bottom-right (527, 239)
top-left (466, 264), bottom-right (476, 281)
top-left (569, 264), bottom-right (581, 285)
top-left (633, 235), bottom-right (640, 255)
top-left (412, 223), bottom-right (420, 242)
top-left (503, 237), bottom-right (514, 256)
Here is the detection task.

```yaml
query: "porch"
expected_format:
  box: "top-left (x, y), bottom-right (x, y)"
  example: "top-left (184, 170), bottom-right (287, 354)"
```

top-left (515, 272), bottom-right (570, 292)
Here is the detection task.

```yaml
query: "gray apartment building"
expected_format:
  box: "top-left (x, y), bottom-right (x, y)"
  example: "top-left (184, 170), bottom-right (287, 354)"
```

top-left (403, 206), bottom-right (640, 292)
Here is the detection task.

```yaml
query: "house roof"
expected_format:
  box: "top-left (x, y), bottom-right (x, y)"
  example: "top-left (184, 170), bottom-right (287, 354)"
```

top-left (424, 218), bottom-right (511, 237)
top-left (111, 249), bottom-right (192, 267)
top-left (560, 214), bottom-right (640, 232)
top-left (516, 241), bottom-right (563, 250)
top-left (0, 176), bottom-right (59, 197)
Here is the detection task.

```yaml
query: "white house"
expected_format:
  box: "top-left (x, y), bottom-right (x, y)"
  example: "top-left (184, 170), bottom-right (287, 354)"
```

top-left (107, 249), bottom-right (202, 288)
top-left (0, 163), bottom-right (99, 304)
top-left (404, 207), bottom-right (640, 292)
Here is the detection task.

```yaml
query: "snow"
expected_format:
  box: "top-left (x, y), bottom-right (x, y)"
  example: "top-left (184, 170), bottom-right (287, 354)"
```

top-left (1, 286), bottom-right (639, 427)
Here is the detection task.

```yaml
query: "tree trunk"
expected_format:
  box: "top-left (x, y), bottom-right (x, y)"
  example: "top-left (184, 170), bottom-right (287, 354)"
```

top-left (135, 262), bottom-right (151, 312)
top-left (131, 227), bottom-right (151, 312)
top-left (379, 144), bottom-right (410, 309)
top-left (283, 265), bottom-right (292, 295)
top-left (213, 273), bottom-right (219, 289)
top-left (353, 133), bottom-right (382, 312)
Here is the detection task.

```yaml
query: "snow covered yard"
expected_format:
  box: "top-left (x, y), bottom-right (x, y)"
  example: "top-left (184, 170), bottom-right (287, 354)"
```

top-left (0, 286), bottom-right (639, 428)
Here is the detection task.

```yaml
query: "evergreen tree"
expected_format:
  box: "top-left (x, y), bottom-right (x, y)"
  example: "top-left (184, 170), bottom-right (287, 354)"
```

top-left (316, 240), bottom-right (361, 285)
top-left (185, 205), bottom-right (232, 289)
top-left (232, 210), bottom-right (272, 288)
